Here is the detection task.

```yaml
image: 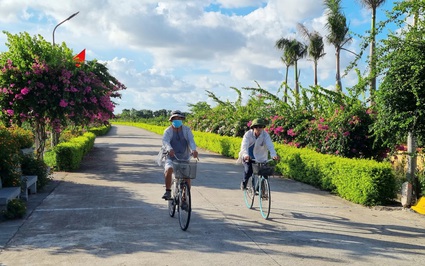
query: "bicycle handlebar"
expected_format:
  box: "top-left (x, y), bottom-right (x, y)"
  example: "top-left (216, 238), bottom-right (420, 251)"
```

top-left (168, 152), bottom-right (199, 161)
top-left (251, 158), bottom-right (274, 164)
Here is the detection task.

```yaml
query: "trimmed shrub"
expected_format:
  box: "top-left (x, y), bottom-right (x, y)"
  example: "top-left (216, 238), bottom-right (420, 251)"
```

top-left (7, 125), bottom-right (34, 149)
top-left (0, 126), bottom-right (21, 187)
top-left (20, 153), bottom-right (51, 190)
top-left (46, 132), bottom-right (96, 171)
top-left (89, 124), bottom-right (111, 136)
top-left (2, 198), bottom-right (26, 219)
top-left (276, 144), bottom-right (396, 206)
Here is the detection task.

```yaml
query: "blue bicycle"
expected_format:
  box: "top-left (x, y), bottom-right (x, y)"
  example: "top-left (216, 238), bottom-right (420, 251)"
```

top-left (168, 155), bottom-right (197, 231)
top-left (243, 159), bottom-right (274, 219)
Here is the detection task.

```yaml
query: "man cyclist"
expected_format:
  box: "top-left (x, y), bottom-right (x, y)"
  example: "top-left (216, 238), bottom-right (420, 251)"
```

top-left (161, 110), bottom-right (198, 200)
top-left (237, 118), bottom-right (279, 190)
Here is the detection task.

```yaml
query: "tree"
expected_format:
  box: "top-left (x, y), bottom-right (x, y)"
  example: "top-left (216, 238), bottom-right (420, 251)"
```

top-left (0, 31), bottom-right (126, 158)
top-left (297, 23), bottom-right (326, 86)
top-left (275, 38), bottom-right (307, 96)
top-left (279, 50), bottom-right (295, 103)
top-left (357, 0), bottom-right (387, 102)
top-left (373, 0), bottom-right (425, 205)
top-left (324, 0), bottom-right (352, 92)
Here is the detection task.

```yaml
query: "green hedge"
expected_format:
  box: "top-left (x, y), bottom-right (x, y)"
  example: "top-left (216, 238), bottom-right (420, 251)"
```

top-left (276, 145), bottom-right (396, 206)
top-left (45, 132), bottom-right (96, 171)
top-left (88, 124), bottom-right (112, 136)
top-left (112, 121), bottom-right (397, 206)
top-left (113, 121), bottom-right (165, 135)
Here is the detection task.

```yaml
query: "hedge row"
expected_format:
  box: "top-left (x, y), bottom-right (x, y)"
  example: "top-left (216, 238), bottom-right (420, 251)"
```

top-left (44, 132), bottom-right (96, 171)
top-left (275, 145), bottom-right (396, 206)
top-left (112, 121), bottom-right (397, 206)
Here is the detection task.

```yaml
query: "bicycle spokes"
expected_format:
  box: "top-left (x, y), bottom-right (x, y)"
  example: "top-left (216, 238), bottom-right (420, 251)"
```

top-left (244, 176), bottom-right (255, 209)
top-left (259, 178), bottom-right (271, 219)
top-left (178, 183), bottom-right (191, 231)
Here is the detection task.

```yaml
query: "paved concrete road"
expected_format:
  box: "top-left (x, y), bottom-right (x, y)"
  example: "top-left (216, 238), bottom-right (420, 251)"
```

top-left (1, 125), bottom-right (425, 266)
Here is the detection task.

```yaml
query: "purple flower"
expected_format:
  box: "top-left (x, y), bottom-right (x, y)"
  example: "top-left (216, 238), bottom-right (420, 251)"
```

top-left (21, 88), bottom-right (29, 95)
top-left (6, 109), bottom-right (14, 116)
top-left (59, 99), bottom-right (68, 107)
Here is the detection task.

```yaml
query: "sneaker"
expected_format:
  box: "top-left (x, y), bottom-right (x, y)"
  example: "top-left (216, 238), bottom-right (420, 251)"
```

top-left (240, 181), bottom-right (247, 190)
top-left (181, 201), bottom-right (189, 211)
top-left (162, 190), bottom-right (172, 200)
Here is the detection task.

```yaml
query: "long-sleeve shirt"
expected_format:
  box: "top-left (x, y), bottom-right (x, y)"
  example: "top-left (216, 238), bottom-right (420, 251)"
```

top-left (162, 125), bottom-right (197, 153)
top-left (237, 129), bottom-right (277, 163)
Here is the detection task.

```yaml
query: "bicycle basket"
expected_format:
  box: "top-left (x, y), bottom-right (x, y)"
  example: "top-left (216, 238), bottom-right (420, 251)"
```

top-left (172, 160), bottom-right (197, 179)
top-left (252, 163), bottom-right (274, 176)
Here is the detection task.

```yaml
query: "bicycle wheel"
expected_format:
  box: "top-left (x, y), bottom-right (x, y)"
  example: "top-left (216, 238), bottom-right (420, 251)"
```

top-left (168, 180), bottom-right (177, 217)
top-left (178, 182), bottom-right (191, 231)
top-left (244, 175), bottom-right (255, 209)
top-left (259, 177), bottom-right (271, 219)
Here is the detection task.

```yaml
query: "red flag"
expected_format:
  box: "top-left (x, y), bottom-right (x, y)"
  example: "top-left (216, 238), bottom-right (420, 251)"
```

top-left (73, 49), bottom-right (85, 67)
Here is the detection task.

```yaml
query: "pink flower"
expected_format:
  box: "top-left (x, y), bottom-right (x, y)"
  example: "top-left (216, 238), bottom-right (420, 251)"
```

top-left (59, 99), bottom-right (68, 107)
top-left (395, 144), bottom-right (407, 151)
top-left (247, 121), bottom-right (252, 128)
top-left (343, 131), bottom-right (350, 137)
top-left (287, 128), bottom-right (297, 137)
top-left (21, 88), bottom-right (29, 95)
top-left (318, 124), bottom-right (329, 131)
top-left (6, 109), bottom-right (14, 116)
top-left (14, 94), bottom-right (23, 100)
top-left (274, 126), bottom-right (284, 134)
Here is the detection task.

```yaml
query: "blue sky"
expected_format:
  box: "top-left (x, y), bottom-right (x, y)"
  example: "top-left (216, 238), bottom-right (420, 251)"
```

top-left (0, 0), bottom-right (397, 114)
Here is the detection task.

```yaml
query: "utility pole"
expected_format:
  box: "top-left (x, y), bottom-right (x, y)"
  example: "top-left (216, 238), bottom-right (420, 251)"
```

top-left (402, 1), bottom-right (420, 208)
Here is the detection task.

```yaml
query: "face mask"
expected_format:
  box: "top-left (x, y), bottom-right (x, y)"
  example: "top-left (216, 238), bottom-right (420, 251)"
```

top-left (172, 120), bottom-right (183, 128)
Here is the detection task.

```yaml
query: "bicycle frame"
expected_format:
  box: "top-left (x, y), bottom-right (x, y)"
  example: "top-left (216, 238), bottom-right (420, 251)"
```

top-left (243, 158), bottom-right (273, 219)
top-left (167, 154), bottom-right (197, 231)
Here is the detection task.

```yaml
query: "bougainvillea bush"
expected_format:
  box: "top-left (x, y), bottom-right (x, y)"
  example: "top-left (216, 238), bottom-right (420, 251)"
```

top-left (0, 31), bottom-right (126, 158)
top-left (187, 84), bottom-right (386, 160)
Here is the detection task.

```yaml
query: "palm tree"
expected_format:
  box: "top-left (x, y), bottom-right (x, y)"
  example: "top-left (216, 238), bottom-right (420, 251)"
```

top-left (357, 0), bottom-right (387, 101)
top-left (280, 50), bottom-right (295, 103)
top-left (324, 0), bottom-right (352, 92)
top-left (275, 38), bottom-right (307, 96)
top-left (297, 23), bottom-right (326, 86)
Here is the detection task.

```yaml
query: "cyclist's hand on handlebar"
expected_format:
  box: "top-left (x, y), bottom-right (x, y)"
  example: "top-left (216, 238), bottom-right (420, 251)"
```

top-left (168, 149), bottom-right (175, 157)
top-left (243, 155), bottom-right (250, 162)
top-left (272, 155), bottom-right (280, 161)
top-left (192, 150), bottom-right (198, 159)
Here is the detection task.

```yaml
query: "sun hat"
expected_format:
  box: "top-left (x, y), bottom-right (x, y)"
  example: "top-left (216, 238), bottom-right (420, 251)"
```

top-left (169, 110), bottom-right (185, 121)
top-left (250, 118), bottom-right (267, 128)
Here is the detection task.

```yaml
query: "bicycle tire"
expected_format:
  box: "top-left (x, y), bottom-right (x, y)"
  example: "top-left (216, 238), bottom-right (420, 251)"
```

top-left (168, 180), bottom-right (177, 217)
top-left (259, 177), bottom-right (271, 219)
top-left (244, 175), bottom-right (255, 209)
top-left (178, 182), bottom-right (191, 231)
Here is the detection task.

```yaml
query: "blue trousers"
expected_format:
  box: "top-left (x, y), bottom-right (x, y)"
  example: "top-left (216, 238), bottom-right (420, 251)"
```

top-left (243, 160), bottom-right (253, 183)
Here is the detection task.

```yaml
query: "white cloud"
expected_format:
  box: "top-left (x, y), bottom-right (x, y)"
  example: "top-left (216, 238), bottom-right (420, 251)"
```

top-left (0, 0), bottom-right (396, 114)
